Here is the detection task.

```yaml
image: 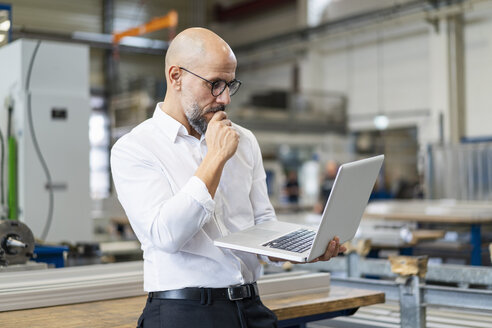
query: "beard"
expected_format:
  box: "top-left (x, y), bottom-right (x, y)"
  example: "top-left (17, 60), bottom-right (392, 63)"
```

top-left (184, 102), bottom-right (225, 135)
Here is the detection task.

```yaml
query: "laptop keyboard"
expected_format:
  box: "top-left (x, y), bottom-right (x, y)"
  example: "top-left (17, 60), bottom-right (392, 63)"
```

top-left (262, 229), bottom-right (316, 253)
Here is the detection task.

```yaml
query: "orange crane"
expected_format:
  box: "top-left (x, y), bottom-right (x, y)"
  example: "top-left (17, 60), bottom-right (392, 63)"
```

top-left (112, 10), bottom-right (178, 45)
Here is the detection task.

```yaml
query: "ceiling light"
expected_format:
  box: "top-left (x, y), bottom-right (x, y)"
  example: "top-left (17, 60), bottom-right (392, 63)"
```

top-left (374, 115), bottom-right (389, 130)
top-left (0, 34), bottom-right (5, 43)
top-left (0, 20), bottom-right (11, 31)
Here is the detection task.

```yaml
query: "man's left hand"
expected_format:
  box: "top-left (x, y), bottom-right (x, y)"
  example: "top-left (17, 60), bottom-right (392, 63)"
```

top-left (308, 236), bottom-right (346, 263)
top-left (268, 236), bottom-right (347, 264)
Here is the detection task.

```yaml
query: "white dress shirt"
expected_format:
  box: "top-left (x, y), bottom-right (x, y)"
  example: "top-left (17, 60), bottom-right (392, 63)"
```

top-left (111, 103), bottom-right (277, 292)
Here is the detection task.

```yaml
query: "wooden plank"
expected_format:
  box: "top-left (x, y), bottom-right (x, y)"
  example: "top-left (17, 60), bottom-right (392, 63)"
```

top-left (0, 287), bottom-right (384, 327)
top-left (364, 212), bottom-right (492, 224)
top-left (388, 256), bottom-right (428, 278)
top-left (0, 296), bottom-right (147, 328)
top-left (364, 200), bottom-right (492, 224)
top-left (409, 230), bottom-right (445, 245)
top-left (263, 287), bottom-right (385, 321)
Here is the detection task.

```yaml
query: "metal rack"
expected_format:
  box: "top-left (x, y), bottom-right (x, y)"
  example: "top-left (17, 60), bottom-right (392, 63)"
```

top-left (426, 142), bottom-right (492, 201)
top-left (294, 253), bottom-right (492, 328)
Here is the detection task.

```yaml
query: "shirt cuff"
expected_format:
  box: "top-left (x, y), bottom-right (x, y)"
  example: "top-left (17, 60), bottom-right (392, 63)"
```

top-left (183, 176), bottom-right (215, 213)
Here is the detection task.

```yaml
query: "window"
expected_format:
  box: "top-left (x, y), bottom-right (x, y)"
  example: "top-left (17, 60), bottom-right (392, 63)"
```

top-left (89, 97), bottom-right (110, 199)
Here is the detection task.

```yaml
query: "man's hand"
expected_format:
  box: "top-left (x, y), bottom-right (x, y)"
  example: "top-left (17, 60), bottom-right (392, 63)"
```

top-left (268, 236), bottom-right (347, 264)
top-left (195, 111), bottom-right (239, 198)
top-left (205, 111), bottom-right (239, 162)
top-left (309, 236), bottom-right (347, 263)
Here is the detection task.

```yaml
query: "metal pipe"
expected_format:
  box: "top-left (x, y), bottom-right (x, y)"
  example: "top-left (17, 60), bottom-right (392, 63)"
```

top-left (6, 237), bottom-right (26, 248)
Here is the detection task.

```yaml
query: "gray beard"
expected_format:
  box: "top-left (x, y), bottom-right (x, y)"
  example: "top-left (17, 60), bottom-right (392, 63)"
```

top-left (184, 103), bottom-right (226, 135)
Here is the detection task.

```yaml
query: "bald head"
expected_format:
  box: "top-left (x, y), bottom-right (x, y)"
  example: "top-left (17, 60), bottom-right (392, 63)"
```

top-left (165, 28), bottom-right (236, 75)
top-left (161, 28), bottom-right (238, 137)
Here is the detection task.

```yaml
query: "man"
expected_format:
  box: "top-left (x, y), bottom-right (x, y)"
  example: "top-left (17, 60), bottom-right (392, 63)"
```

top-left (315, 160), bottom-right (339, 214)
top-left (111, 27), bottom-right (345, 328)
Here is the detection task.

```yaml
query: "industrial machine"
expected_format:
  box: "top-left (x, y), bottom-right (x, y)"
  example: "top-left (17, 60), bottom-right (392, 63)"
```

top-left (0, 220), bottom-right (34, 266)
top-left (0, 39), bottom-right (91, 244)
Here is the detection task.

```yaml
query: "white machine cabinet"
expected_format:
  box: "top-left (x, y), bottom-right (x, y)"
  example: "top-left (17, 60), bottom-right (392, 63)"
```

top-left (0, 39), bottom-right (92, 243)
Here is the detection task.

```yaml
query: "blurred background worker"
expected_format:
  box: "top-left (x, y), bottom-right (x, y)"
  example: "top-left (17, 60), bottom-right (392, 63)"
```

top-left (314, 160), bottom-right (339, 214)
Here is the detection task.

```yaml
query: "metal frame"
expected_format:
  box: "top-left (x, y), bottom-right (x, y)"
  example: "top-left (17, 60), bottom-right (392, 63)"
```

top-left (301, 253), bottom-right (492, 286)
top-left (461, 136), bottom-right (492, 143)
top-left (295, 254), bottom-right (492, 327)
top-left (330, 275), bottom-right (492, 328)
top-left (331, 275), bottom-right (492, 311)
top-left (470, 223), bottom-right (482, 266)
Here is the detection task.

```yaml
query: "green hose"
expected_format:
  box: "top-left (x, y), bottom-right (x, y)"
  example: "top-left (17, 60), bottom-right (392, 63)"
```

top-left (7, 136), bottom-right (17, 220)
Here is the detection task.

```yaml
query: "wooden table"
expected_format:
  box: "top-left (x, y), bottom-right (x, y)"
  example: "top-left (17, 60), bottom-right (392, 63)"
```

top-left (0, 286), bottom-right (384, 328)
top-left (364, 200), bottom-right (492, 265)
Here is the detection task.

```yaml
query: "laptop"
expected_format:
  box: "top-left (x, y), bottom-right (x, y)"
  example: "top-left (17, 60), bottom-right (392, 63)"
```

top-left (214, 155), bottom-right (384, 262)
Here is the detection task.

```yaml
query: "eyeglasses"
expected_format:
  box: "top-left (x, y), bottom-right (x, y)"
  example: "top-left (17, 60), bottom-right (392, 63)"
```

top-left (179, 67), bottom-right (242, 97)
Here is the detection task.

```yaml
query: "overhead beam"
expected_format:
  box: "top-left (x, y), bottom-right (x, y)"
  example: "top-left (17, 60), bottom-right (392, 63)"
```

top-left (12, 28), bottom-right (169, 56)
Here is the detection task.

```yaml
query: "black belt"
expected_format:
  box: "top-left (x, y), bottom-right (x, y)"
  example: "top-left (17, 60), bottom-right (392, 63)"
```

top-left (149, 282), bottom-right (259, 302)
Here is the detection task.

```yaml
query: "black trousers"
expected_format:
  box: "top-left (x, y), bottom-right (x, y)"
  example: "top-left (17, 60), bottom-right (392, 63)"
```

top-left (137, 294), bottom-right (278, 328)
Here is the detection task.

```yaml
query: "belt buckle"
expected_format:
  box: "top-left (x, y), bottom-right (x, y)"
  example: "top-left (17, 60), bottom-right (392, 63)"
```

top-left (227, 286), bottom-right (249, 301)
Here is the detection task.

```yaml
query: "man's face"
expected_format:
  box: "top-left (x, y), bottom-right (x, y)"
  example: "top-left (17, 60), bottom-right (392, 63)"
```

top-left (180, 61), bottom-right (237, 135)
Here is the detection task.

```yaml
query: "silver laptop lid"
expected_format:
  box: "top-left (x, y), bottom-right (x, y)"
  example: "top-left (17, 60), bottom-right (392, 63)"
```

top-left (307, 155), bottom-right (384, 261)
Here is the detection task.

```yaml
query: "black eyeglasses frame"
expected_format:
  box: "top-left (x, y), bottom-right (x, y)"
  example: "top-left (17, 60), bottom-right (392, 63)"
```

top-left (179, 66), bottom-right (241, 97)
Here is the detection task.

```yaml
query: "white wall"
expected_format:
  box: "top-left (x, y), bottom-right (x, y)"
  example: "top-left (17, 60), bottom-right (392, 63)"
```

top-left (300, 21), bottom-right (433, 148)
top-left (230, 59), bottom-right (295, 116)
top-left (235, 1), bottom-right (492, 146)
top-left (464, 1), bottom-right (492, 139)
top-left (11, 0), bottom-right (102, 33)
top-left (318, 0), bottom-right (416, 23)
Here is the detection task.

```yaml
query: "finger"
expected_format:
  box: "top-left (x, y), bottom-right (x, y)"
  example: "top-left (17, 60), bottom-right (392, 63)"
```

top-left (330, 241), bottom-right (337, 257)
top-left (330, 239), bottom-right (337, 253)
top-left (331, 236), bottom-right (340, 255)
top-left (227, 127), bottom-right (239, 138)
top-left (319, 240), bottom-right (336, 261)
top-left (334, 241), bottom-right (340, 256)
top-left (335, 236), bottom-right (347, 255)
top-left (221, 119), bottom-right (232, 126)
top-left (210, 111), bottom-right (227, 121)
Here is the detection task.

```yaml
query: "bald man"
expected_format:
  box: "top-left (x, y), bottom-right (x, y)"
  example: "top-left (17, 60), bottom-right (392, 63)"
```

top-left (111, 28), bottom-right (344, 328)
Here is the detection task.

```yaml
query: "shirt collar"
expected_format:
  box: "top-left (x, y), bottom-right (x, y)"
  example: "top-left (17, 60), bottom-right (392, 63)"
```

top-left (152, 103), bottom-right (191, 143)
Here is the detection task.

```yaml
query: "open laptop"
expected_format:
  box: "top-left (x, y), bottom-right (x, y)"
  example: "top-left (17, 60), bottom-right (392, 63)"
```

top-left (214, 155), bottom-right (384, 262)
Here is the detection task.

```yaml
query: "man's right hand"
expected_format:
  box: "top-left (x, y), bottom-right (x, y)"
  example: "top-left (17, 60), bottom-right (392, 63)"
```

top-left (205, 111), bottom-right (239, 162)
top-left (195, 111), bottom-right (239, 198)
